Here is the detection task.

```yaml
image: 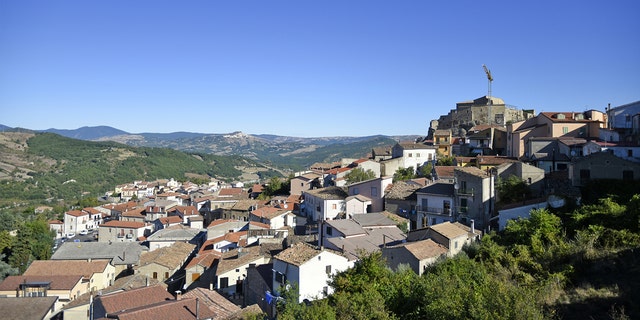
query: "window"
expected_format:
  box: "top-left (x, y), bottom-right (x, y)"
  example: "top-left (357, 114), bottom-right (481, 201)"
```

top-left (408, 153), bottom-right (413, 157)
top-left (152, 272), bottom-right (158, 279)
top-left (371, 187), bottom-right (378, 197)
top-left (628, 149), bottom-right (633, 157)
top-left (623, 170), bottom-right (634, 181)
top-left (562, 127), bottom-right (569, 134)
top-left (460, 181), bottom-right (467, 193)
top-left (326, 226), bottom-right (333, 236)
top-left (421, 198), bottom-right (428, 209)
top-left (275, 272), bottom-right (286, 284)
top-left (443, 200), bottom-right (451, 214)
top-left (326, 265), bottom-right (332, 274)
top-left (165, 272), bottom-right (169, 279)
top-left (454, 241), bottom-right (458, 249)
top-left (220, 277), bottom-right (229, 288)
top-left (353, 188), bottom-right (359, 195)
top-left (431, 218), bottom-right (436, 225)
top-left (332, 203), bottom-right (337, 210)
top-left (416, 153), bottom-right (421, 157)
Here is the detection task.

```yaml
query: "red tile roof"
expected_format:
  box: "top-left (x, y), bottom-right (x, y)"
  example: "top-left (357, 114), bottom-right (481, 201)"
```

top-left (65, 210), bottom-right (88, 217)
top-left (96, 285), bottom-right (173, 315)
top-left (101, 220), bottom-right (146, 229)
top-left (0, 275), bottom-right (83, 291)
top-left (24, 260), bottom-right (110, 279)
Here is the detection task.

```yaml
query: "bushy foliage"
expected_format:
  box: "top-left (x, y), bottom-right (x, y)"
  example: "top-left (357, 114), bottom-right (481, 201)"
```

top-left (393, 167), bottom-right (415, 182)
top-left (345, 167), bottom-right (376, 184)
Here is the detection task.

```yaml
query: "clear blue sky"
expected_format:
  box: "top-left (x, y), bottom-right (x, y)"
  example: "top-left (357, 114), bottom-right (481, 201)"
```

top-left (1, 1), bottom-right (638, 137)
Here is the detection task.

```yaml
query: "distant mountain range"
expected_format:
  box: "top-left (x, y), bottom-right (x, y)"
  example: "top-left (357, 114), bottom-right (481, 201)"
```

top-left (0, 125), bottom-right (420, 170)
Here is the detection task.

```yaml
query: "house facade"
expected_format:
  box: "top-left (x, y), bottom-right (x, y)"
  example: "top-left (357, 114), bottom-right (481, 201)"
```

top-left (346, 176), bottom-right (393, 214)
top-left (98, 220), bottom-right (149, 243)
top-left (569, 151), bottom-right (640, 187)
top-left (416, 182), bottom-right (456, 229)
top-left (273, 242), bottom-right (353, 303)
top-left (302, 186), bottom-right (348, 221)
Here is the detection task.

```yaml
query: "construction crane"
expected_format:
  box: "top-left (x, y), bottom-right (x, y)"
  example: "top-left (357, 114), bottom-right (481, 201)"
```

top-left (482, 64), bottom-right (494, 125)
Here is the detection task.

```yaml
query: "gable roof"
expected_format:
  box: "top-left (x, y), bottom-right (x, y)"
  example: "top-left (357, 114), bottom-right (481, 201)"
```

top-left (146, 224), bottom-right (201, 242)
top-left (274, 242), bottom-right (324, 266)
top-left (51, 242), bottom-right (144, 265)
top-left (218, 188), bottom-right (244, 196)
top-left (430, 222), bottom-right (471, 240)
top-left (0, 275), bottom-right (83, 291)
top-left (138, 242), bottom-right (195, 269)
top-left (0, 296), bottom-right (59, 320)
top-left (110, 297), bottom-right (217, 320)
top-left (183, 287), bottom-right (241, 318)
top-left (434, 166), bottom-right (456, 179)
top-left (325, 219), bottom-right (367, 237)
top-left (216, 246), bottom-right (265, 275)
top-left (24, 260), bottom-right (110, 279)
top-left (96, 285), bottom-right (174, 315)
top-left (101, 220), bottom-right (146, 229)
top-left (251, 206), bottom-right (290, 220)
top-left (65, 210), bottom-right (88, 217)
top-left (352, 212), bottom-right (397, 227)
top-left (388, 238), bottom-right (448, 261)
top-left (304, 186), bottom-right (349, 200)
top-left (384, 181), bottom-right (420, 200)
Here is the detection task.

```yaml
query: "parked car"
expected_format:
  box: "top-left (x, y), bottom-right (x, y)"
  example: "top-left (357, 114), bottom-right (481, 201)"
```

top-left (79, 230), bottom-right (88, 235)
top-left (66, 232), bottom-right (76, 238)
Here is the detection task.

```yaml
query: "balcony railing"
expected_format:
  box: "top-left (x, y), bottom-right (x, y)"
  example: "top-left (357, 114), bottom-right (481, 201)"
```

top-left (416, 206), bottom-right (452, 216)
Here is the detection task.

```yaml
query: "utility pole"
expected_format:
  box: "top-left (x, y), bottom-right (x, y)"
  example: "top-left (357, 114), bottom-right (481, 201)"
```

top-left (482, 64), bottom-right (494, 125)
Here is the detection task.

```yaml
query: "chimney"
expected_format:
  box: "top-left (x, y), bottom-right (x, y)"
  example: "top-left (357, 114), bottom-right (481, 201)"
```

top-left (175, 290), bottom-right (182, 300)
top-left (196, 298), bottom-right (200, 320)
top-left (470, 219), bottom-right (475, 236)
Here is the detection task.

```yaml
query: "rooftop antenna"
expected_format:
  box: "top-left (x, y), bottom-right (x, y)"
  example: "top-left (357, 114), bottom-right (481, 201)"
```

top-left (482, 64), bottom-right (494, 125)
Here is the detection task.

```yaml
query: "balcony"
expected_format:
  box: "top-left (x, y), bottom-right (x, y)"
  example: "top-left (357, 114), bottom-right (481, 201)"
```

top-left (416, 206), bottom-right (452, 216)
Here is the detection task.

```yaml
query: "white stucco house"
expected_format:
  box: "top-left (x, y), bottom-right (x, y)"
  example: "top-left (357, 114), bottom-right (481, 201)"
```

top-left (302, 186), bottom-right (349, 221)
top-left (273, 242), bottom-right (354, 303)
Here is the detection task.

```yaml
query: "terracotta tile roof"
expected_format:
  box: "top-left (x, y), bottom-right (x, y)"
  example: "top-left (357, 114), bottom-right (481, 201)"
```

top-left (397, 141), bottom-right (436, 150)
top-left (384, 181), bottom-right (420, 200)
top-left (326, 167), bottom-right (352, 175)
top-left (231, 199), bottom-right (258, 211)
top-left (101, 220), bottom-right (146, 229)
top-left (0, 275), bottom-right (83, 291)
top-left (454, 166), bottom-right (489, 178)
top-left (250, 184), bottom-right (264, 192)
top-left (82, 207), bottom-right (101, 215)
top-left (399, 239), bottom-right (448, 260)
top-left (476, 155), bottom-right (517, 166)
top-left (207, 231), bottom-right (248, 249)
top-left (111, 297), bottom-right (217, 320)
top-left (251, 206), bottom-right (290, 220)
top-left (121, 208), bottom-right (146, 217)
top-left (173, 206), bottom-right (199, 215)
top-left (138, 242), bottom-right (195, 269)
top-left (48, 219), bottom-right (63, 225)
top-left (96, 285), bottom-right (173, 315)
top-left (65, 210), bottom-right (88, 217)
top-left (185, 252), bottom-right (218, 269)
top-left (247, 221), bottom-right (270, 230)
top-left (24, 260), bottom-right (110, 279)
top-left (430, 222), bottom-right (469, 240)
top-left (304, 186), bottom-right (349, 200)
top-left (0, 296), bottom-right (59, 320)
top-left (156, 215), bottom-right (183, 225)
top-left (183, 288), bottom-right (241, 318)
top-left (216, 247), bottom-right (265, 274)
top-left (274, 242), bottom-right (322, 266)
top-left (434, 166), bottom-right (456, 178)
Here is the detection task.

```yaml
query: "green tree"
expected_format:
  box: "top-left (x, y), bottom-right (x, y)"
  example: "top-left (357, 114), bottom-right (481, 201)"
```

top-left (277, 283), bottom-right (336, 320)
top-left (497, 175), bottom-right (532, 204)
top-left (393, 167), bottom-right (415, 182)
top-left (0, 254), bottom-right (18, 281)
top-left (417, 162), bottom-right (433, 179)
top-left (436, 154), bottom-right (455, 166)
top-left (345, 167), bottom-right (376, 184)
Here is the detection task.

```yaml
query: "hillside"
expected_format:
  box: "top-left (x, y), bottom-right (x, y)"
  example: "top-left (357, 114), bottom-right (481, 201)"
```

top-left (2, 125), bottom-right (414, 170)
top-left (0, 132), bottom-right (268, 207)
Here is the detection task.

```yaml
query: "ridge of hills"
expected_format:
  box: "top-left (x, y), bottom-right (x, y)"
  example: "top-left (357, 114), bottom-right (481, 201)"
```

top-left (0, 131), bottom-right (269, 206)
top-left (0, 124), bottom-right (418, 170)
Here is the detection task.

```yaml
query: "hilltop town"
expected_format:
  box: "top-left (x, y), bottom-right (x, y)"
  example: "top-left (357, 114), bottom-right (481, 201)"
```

top-left (1, 96), bottom-right (639, 319)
